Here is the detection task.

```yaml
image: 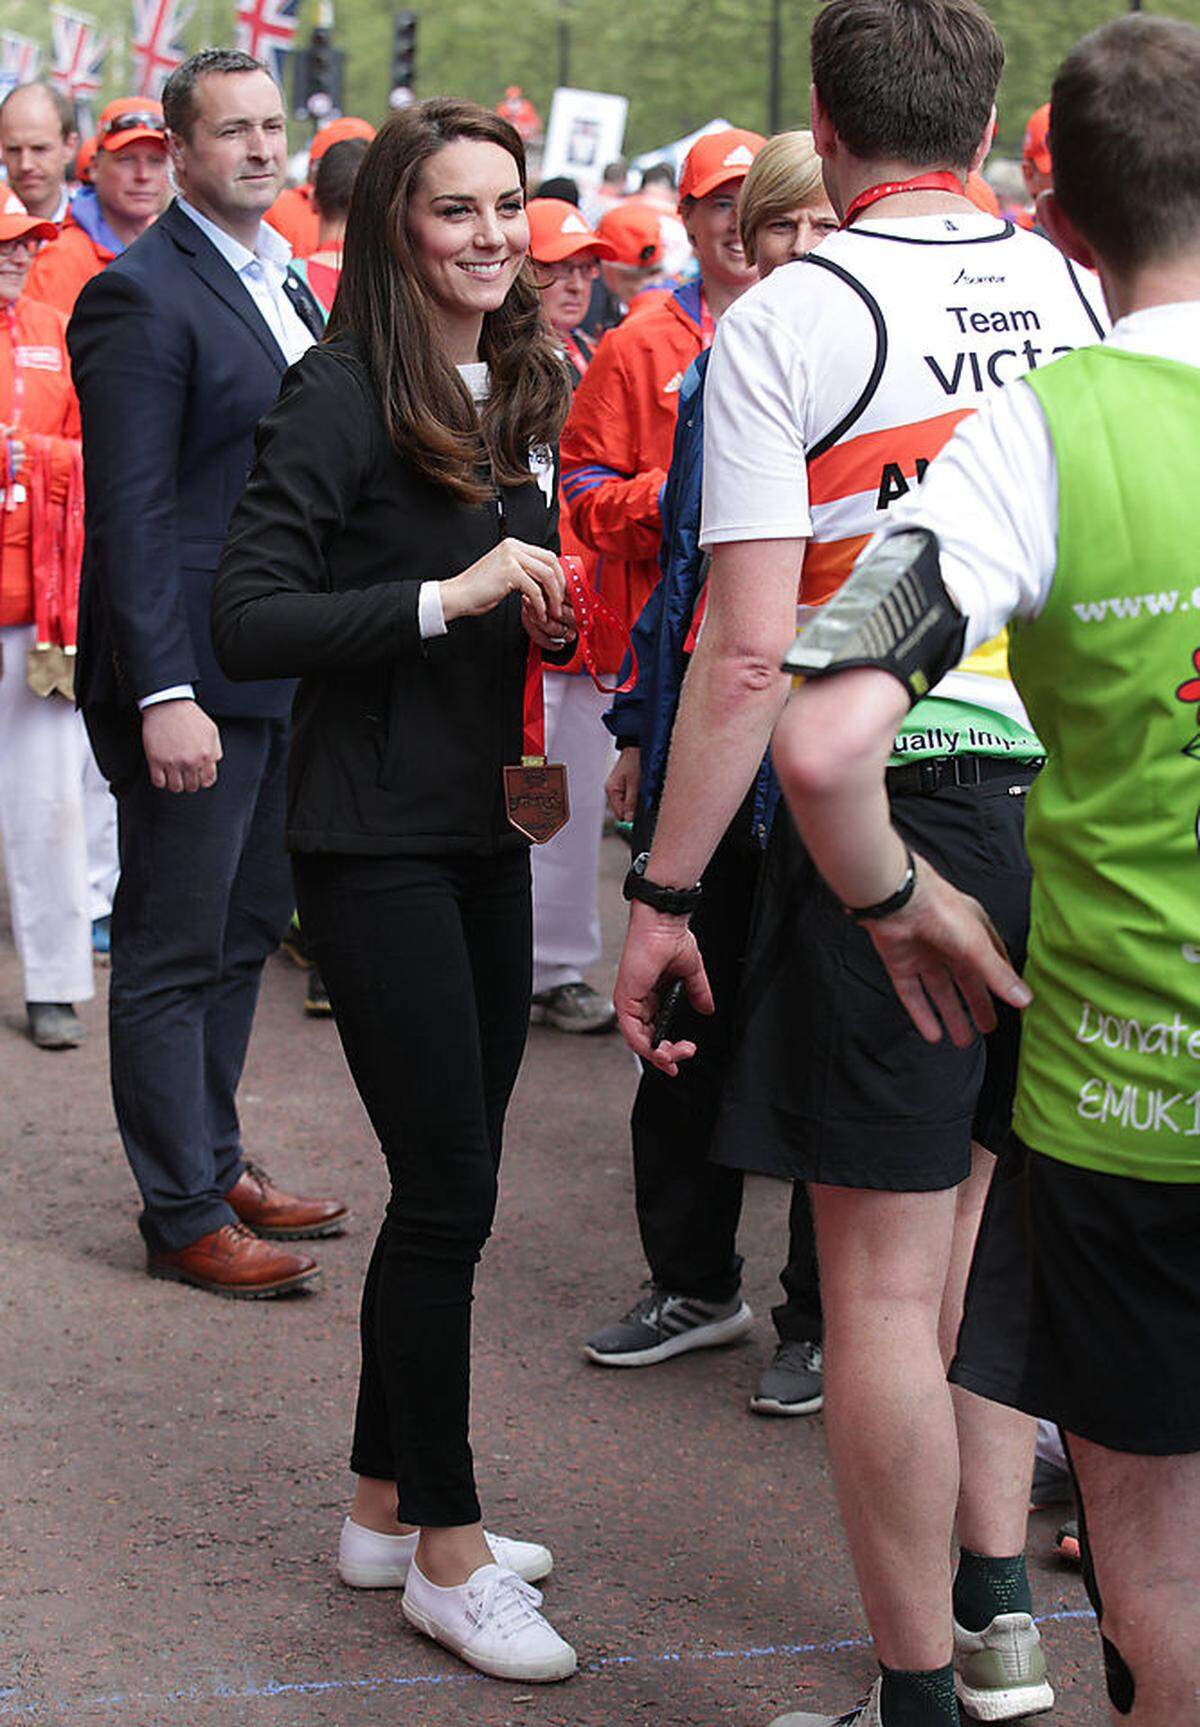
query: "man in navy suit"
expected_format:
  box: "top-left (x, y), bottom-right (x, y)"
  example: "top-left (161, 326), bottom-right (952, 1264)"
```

top-left (69, 49), bottom-right (348, 1297)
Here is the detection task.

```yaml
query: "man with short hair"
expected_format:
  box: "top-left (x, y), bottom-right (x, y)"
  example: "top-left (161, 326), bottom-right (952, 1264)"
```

top-left (0, 82), bottom-right (77, 223)
top-left (613, 2), bottom-right (1106, 1723)
top-left (26, 97), bottom-right (170, 315)
top-left (770, 21), bottom-right (1200, 1726)
top-left (264, 113), bottom-right (375, 259)
top-left (69, 48), bottom-right (345, 1300)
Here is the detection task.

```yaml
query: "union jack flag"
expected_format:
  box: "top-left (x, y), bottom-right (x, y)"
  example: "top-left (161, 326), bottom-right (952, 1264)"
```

top-left (234, 0), bottom-right (300, 85)
top-left (130, 0), bottom-right (192, 98)
top-left (48, 7), bottom-right (109, 101)
top-left (0, 32), bottom-right (42, 100)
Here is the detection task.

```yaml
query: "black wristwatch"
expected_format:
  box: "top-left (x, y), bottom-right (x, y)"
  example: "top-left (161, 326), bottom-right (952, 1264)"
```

top-left (623, 851), bottom-right (703, 917)
top-left (842, 848), bottom-right (917, 923)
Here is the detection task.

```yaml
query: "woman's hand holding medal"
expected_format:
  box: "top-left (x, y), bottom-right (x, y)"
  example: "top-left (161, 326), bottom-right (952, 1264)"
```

top-left (441, 537), bottom-right (577, 649)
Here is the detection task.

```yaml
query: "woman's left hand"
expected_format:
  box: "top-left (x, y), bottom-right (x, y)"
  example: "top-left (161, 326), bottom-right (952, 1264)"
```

top-left (522, 595), bottom-right (577, 653)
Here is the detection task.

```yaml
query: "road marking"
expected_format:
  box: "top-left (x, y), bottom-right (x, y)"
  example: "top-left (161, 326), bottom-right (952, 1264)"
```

top-left (0, 1610), bottom-right (1098, 1719)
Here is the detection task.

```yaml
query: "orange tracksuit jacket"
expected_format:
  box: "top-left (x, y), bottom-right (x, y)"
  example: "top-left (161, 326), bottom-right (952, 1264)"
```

top-left (0, 297), bottom-right (82, 625)
top-left (24, 215), bottom-right (114, 319)
top-left (560, 281), bottom-right (707, 633)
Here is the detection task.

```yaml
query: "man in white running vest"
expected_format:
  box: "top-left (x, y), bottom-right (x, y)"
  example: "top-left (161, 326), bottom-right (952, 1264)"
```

top-left (614, 3), bottom-right (1105, 1725)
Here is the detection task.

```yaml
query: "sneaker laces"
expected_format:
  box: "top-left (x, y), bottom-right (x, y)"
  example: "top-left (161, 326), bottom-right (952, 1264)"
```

top-left (465, 1567), bottom-right (546, 1641)
top-left (775, 1338), bottom-right (823, 1373)
top-left (620, 1281), bottom-right (674, 1333)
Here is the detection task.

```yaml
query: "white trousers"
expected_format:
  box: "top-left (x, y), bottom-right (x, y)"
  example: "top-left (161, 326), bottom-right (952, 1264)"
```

top-left (80, 715), bottom-right (119, 919)
top-left (0, 624), bottom-right (94, 1003)
top-left (531, 672), bottom-right (616, 995)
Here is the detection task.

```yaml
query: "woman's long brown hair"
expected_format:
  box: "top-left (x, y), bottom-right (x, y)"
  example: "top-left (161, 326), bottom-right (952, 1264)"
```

top-left (327, 98), bottom-right (570, 505)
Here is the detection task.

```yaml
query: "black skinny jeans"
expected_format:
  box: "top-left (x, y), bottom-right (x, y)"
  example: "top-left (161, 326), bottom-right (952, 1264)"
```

top-left (293, 847), bottom-right (531, 1529)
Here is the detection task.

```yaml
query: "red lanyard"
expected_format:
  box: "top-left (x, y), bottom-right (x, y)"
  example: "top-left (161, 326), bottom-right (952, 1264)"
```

top-left (521, 555), bottom-right (638, 762)
top-left (842, 171), bottom-right (965, 228)
top-left (1, 303), bottom-right (24, 517)
top-left (562, 332), bottom-right (591, 379)
top-left (698, 286), bottom-right (715, 350)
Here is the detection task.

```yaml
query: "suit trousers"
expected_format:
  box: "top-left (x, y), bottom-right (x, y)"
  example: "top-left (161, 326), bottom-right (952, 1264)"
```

top-left (294, 846), bottom-right (531, 1529)
top-left (632, 817), bottom-right (823, 1341)
top-left (94, 712), bottom-right (293, 1252)
top-left (0, 625), bottom-right (93, 1004)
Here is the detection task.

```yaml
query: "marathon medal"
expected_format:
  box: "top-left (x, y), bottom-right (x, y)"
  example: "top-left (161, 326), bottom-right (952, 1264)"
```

top-left (504, 755), bottom-right (570, 845)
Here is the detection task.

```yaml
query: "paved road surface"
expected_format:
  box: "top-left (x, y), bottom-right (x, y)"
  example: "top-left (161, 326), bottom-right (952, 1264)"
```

top-left (1, 839), bottom-right (1104, 1727)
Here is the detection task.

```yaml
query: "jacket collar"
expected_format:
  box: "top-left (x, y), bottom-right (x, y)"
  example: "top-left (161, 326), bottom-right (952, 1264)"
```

top-left (160, 197), bottom-right (287, 372)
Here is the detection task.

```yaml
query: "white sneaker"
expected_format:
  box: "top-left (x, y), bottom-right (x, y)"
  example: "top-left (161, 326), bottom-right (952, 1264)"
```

top-left (770, 1676), bottom-right (884, 1725)
top-left (402, 1560), bottom-right (577, 1682)
top-left (337, 1517), bottom-right (553, 1588)
top-left (954, 1612), bottom-right (1054, 1720)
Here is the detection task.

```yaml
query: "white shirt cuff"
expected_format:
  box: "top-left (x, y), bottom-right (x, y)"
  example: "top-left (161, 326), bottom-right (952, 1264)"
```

top-left (418, 581), bottom-right (447, 639)
top-left (138, 685), bottom-right (195, 710)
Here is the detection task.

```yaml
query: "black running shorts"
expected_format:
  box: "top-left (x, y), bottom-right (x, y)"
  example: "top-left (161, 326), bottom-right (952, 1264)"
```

top-left (951, 1136), bottom-right (1200, 1455)
top-left (712, 766), bottom-right (1038, 1191)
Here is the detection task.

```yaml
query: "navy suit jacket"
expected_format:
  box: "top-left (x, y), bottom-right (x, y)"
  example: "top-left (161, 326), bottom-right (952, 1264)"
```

top-left (68, 198), bottom-right (323, 722)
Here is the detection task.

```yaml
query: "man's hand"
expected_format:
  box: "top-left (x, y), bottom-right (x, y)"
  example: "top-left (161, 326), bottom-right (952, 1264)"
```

top-left (141, 699), bottom-right (222, 793)
top-left (866, 856), bottom-right (1031, 1047)
top-left (614, 899), bottom-right (714, 1076)
top-left (606, 747), bottom-right (641, 822)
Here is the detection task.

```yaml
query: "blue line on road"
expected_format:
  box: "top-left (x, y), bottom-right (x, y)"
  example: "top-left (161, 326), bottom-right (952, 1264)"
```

top-left (0, 1609), bottom-right (1097, 1720)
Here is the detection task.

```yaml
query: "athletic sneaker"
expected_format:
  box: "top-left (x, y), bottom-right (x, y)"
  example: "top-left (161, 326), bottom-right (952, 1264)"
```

top-left (1055, 1519), bottom-right (1081, 1564)
top-left (770, 1676), bottom-right (883, 1726)
top-left (583, 1284), bottom-right (753, 1367)
top-left (953, 1613), bottom-right (1054, 1720)
top-left (750, 1339), bottom-right (824, 1416)
top-left (402, 1559), bottom-right (577, 1682)
top-left (337, 1517), bottom-right (552, 1588)
top-left (530, 981), bottom-right (616, 1034)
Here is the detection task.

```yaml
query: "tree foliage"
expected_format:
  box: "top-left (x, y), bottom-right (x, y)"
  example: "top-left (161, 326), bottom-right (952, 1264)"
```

top-left (7, 0), bottom-right (1200, 160)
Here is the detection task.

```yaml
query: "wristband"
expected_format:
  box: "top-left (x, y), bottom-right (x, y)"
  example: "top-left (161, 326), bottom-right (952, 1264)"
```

top-left (623, 851), bottom-right (702, 916)
top-left (842, 847), bottom-right (917, 923)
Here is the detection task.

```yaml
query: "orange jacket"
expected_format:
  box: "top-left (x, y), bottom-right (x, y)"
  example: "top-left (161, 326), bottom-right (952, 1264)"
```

top-left (560, 282), bottom-right (708, 632)
top-left (24, 214), bottom-right (114, 318)
top-left (0, 296), bottom-right (82, 627)
top-left (265, 184), bottom-right (320, 259)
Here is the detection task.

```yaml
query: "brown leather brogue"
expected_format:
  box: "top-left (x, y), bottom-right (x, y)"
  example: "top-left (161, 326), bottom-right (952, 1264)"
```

top-left (225, 1162), bottom-right (350, 1240)
top-left (147, 1222), bottom-right (320, 1299)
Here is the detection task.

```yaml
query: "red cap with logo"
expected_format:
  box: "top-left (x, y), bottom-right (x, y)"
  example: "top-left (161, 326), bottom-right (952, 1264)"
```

top-left (310, 116), bottom-right (377, 164)
top-left (1023, 103), bottom-right (1052, 175)
top-left (0, 185), bottom-right (58, 244)
top-left (97, 96), bottom-right (167, 153)
top-left (596, 200), bottom-right (663, 269)
top-left (528, 198), bottom-right (617, 264)
top-left (677, 127), bottom-right (766, 205)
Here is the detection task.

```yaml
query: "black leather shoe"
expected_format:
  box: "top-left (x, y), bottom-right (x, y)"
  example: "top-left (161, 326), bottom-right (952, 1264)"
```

top-left (26, 1002), bottom-right (84, 1049)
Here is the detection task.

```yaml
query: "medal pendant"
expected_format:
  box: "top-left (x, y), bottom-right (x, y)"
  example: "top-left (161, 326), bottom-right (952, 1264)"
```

top-left (504, 757), bottom-right (570, 844)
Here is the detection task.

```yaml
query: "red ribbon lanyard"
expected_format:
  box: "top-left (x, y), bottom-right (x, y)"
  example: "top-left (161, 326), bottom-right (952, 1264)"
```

top-left (698, 286), bottom-right (716, 350)
top-left (521, 554), bottom-right (638, 762)
top-left (842, 171), bottom-right (965, 228)
top-left (563, 332), bottom-right (590, 379)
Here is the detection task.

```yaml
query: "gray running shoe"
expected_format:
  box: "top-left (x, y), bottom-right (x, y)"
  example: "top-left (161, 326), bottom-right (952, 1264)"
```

top-left (584, 1284), bottom-right (753, 1367)
top-left (771, 1677), bottom-right (884, 1726)
top-left (954, 1612), bottom-right (1054, 1720)
top-left (750, 1339), bottom-right (824, 1416)
top-left (530, 981), bottom-right (616, 1034)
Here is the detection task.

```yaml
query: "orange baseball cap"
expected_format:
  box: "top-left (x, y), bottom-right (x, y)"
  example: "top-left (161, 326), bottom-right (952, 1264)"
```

top-left (1023, 103), bottom-right (1052, 175)
top-left (0, 197), bottom-right (59, 242)
top-left (76, 134), bottom-right (98, 183)
top-left (527, 198), bottom-right (617, 264)
top-left (677, 127), bottom-right (766, 204)
top-left (596, 200), bottom-right (663, 269)
top-left (310, 117), bottom-right (377, 164)
top-left (97, 96), bottom-right (167, 153)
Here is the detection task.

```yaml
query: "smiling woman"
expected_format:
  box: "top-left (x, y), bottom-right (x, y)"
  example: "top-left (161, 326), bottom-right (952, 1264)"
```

top-left (211, 98), bottom-right (578, 1688)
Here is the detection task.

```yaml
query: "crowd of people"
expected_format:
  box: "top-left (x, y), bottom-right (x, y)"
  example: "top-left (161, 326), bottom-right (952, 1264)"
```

top-left (0, 0), bottom-right (1196, 1722)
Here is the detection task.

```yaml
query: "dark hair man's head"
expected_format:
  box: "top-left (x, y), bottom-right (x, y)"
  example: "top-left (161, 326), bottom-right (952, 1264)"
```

top-left (1048, 15), bottom-right (1200, 276)
top-left (162, 47), bottom-right (267, 141)
top-left (811, 0), bottom-right (1002, 173)
top-left (312, 136), bottom-right (369, 222)
top-left (640, 162), bottom-right (675, 193)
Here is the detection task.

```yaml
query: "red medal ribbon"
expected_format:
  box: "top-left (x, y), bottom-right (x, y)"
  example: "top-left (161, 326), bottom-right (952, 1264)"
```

top-left (698, 286), bottom-right (716, 351)
top-left (562, 331), bottom-right (591, 379)
top-left (842, 171), bottom-right (966, 228)
top-left (520, 554), bottom-right (638, 762)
